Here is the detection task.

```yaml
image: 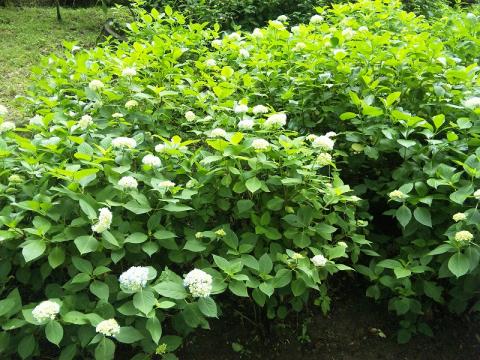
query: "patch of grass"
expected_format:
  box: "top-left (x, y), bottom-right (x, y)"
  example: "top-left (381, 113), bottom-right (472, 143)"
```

top-left (0, 6), bottom-right (130, 120)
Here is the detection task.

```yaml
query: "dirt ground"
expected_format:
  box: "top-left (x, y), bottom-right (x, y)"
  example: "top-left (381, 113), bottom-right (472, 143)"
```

top-left (179, 280), bottom-right (480, 360)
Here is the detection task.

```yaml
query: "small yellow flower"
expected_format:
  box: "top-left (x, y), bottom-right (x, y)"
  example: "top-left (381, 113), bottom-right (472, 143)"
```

top-left (215, 229), bottom-right (226, 237)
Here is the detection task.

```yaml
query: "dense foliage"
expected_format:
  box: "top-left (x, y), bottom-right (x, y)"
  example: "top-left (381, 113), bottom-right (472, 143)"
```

top-left (1, 0), bottom-right (480, 358)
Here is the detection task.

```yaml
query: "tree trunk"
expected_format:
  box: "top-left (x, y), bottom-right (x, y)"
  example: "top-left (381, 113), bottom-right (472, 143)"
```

top-left (56, 0), bottom-right (62, 22)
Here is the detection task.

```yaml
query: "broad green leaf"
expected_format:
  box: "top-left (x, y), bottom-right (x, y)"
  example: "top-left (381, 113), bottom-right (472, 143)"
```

top-left (448, 252), bottom-right (470, 277)
top-left (45, 320), bottom-right (63, 346)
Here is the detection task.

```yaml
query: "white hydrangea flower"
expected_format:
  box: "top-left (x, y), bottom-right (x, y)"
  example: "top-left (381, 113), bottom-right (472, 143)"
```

top-left (157, 180), bottom-right (175, 188)
top-left (29, 115), bottom-right (44, 127)
top-left (125, 100), bottom-right (138, 109)
top-left (112, 137), bottom-right (137, 149)
top-left (388, 190), bottom-right (407, 200)
top-left (89, 80), bottom-right (105, 91)
top-left (306, 134), bottom-right (318, 141)
top-left (119, 266), bottom-right (149, 291)
top-left (210, 128), bottom-right (227, 138)
top-left (342, 27), bottom-right (356, 39)
top-left (464, 97), bottom-right (480, 109)
top-left (452, 213), bottom-right (467, 222)
top-left (118, 176), bottom-right (138, 189)
top-left (311, 254), bottom-right (327, 267)
top-left (466, 12), bottom-right (477, 21)
top-left (155, 144), bottom-right (166, 153)
top-left (358, 26), bottom-right (369, 32)
top-left (264, 113), bottom-right (287, 128)
top-left (455, 230), bottom-right (473, 242)
top-left (316, 152), bottom-right (332, 166)
top-left (252, 28), bottom-right (264, 38)
top-left (0, 121), bottom-right (15, 133)
top-left (238, 118), bottom-right (254, 130)
top-left (211, 39), bottom-right (223, 48)
top-left (277, 15), bottom-right (288, 22)
top-left (269, 20), bottom-right (285, 30)
top-left (0, 104), bottom-right (8, 116)
top-left (228, 32), bottom-right (241, 41)
top-left (79, 115), bottom-right (93, 129)
top-left (8, 174), bottom-right (23, 183)
top-left (122, 67), bottom-right (137, 77)
top-left (474, 189), bottom-right (480, 200)
top-left (325, 131), bottom-right (337, 138)
top-left (332, 48), bottom-right (347, 57)
top-left (32, 300), bottom-right (60, 323)
top-left (252, 105), bottom-right (269, 114)
top-left (142, 154), bottom-right (161, 167)
top-left (291, 25), bottom-right (301, 34)
top-left (92, 207), bottom-right (112, 233)
top-left (183, 269), bottom-right (213, 298)
top-left (251, 138), bottom-right (270, 151)
top-left (239, 49), bottom-right (250, 58)
top-left (310, 14), bottom-right (324, 24)
top-left (185, 111), bottom-right (196, 121)
top-left (205, 59), bottom-right (217, 67)
top-left (312, 135), bottom-right (334, 150)
top-left (293, 42), bottom-right (306, 52)
top-left (96, 319), bottom-right (121, 337)
top-left (112, 113), bottom-right (124, 118)
top-left (338, 241), bottom-right (347, 248)
top-left (234, 104), bottom-right (249, 113)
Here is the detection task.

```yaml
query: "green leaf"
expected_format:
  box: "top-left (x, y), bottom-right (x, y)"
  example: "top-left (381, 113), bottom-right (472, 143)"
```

top-left (229, 280), bottom-right (248, 297)
top-left (395, 205), bottom-right (412, 228)
top-left (116, 326), bottom-right (144, 344)
top-left (133, 289), bottom-right (156, 314)
top-left (74, 235), bottom-right (99, 255)
top-left (95, 338), bottom-right (115, 360)
top-left (245, 177), bottom-right (262, 193)
top-left (48, 247), bottom-right (65, 269)
top-left (237, 199), bottom-right (254, 213)
top-left (448, 252), bottom-right (470, 277)
top-left (153, 281), bottom-right (188, 299)
top-left (291, 279), bottom-right (306, 296)
top-left (22, 240), bottom-right (46, 262)
top-left (258, 253), bottom-right (273, 274)
top-left (386, 91), bottom-right (401, 106)
top-left (413, 207), bottom-right (432, 227)
top-left (259, 282), bottom-right (274, 297)
top-left (198, 297), bottom-right (218, 317)
top-left (163, 203), bottom-right (193, 212)
top-left (146, 316), bottom-right (162, 344)
top-left (18, 335), bottom-right (36, 359)
top-left (45, 320), bottom-right (63, 346)
top-left (90, 281), bottom-right (109, 302)
top-left (124, 200), bottom-right (152, 214)
top-left (393, 267), bottom-right (411, 279)
top-left (125, 232), bottom-right (148, 244)
top-left (79, 200), bottom-right (97, 220)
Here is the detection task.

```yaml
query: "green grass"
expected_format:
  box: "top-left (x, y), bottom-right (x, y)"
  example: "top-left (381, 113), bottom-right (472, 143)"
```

top-left (0, 6), bottom-right (130, 119)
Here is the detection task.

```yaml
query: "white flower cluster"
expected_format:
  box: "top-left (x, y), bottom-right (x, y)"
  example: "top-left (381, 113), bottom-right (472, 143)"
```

top-left (277, 15), bottom-right (288, 22)
top-left (112, 112), bottom-right (124, 118)
top-left (0, 104), bottom-right (8, 116)
top-left (92, 207), bottom-right (112, 233)
top-left (474, 189), bottom-right (480, 200)
top-left (452, 212), bottom-right (467, 222)
top-left (252, 138), bottom-right (270, 151)
top-left (316, 152), bottom-right (332, 166)
top-left (239, 49), bottom-right (250, 58)
top-left (310, 15), bottom-right (324, 24)
top-left (96, 319), bottom-right (121, 337)
top-left (227, 32), bottom-right (242, 41)
top-left (211, 39), bottom-right (223, 48)
top-left (293, 42), bottom-right (306, 52)
top-left (32, 300), bottom-right (60, 323)
top-left (252, 28), bottom-right (264, 38)
top-left (264, 113), bottom-right (287, 128)
top-left (112, 137), bottom-right (137, 149)
top-left (155, 144), bottom-right (166, 153)
top-left (79, 115), bottom-right (93, 129)
top-left (312, 134), bottom-right (335, 150)
top-left (122, 67), bottom-right (137, 77)
top-left (234, 104), bottom-right (249, 113)
top-left (183, 269), bottom-right (213, 298)
top-left (389, 190), bottom-right (407, 200)
top-left (157, 180), bottom-right (175, 188)
top-left (238, 118), bottom-right (254, 130)
top-left (118, 176), bottom-right (138, 189)
top-left (125, 100), bottom-right (138, 109)
top-left (455, 230), bottom-right (473, 242)
top-left (342, 27), bottom-right (356, 39)
top-left (205, 59), bottom-right (217, 67)
top-left (119, 266), bottom-right (149, 291)
top-left (311, 254), bottom-right (327, 267)
top-left (0, 121), bottom-right (15, 133)
top-left (185, 111), bottom-right (196, 121)
top-left (252, 105), bottom-right (269, 114)
top-left (142, 154), bottom-right (161, 167)
top-left (210, 128), bottom-right (227, 138)
top-left (464, 97), bottom-right (480, 109)
top-left (89, 80), bottom-right (105, 91)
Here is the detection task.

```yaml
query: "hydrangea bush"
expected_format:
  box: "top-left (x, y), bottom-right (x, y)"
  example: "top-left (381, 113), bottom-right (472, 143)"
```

top-left (1, 0), bottom-right (480, 357)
